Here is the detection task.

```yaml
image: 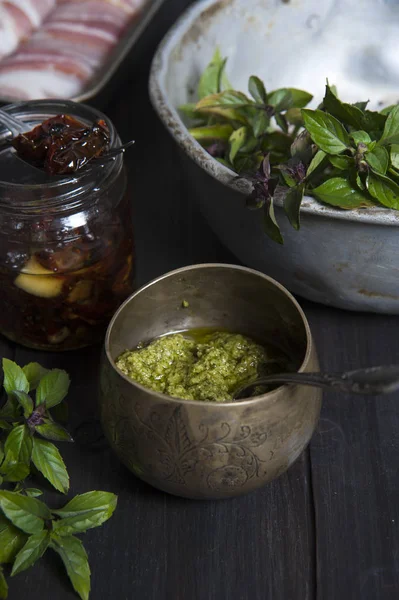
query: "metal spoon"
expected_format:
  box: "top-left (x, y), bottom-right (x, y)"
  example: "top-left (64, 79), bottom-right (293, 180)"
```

top-left (0, 108), bottom-right (27, 136)
top-left (233, 365), bottom-right (399, 400)
top-left (0, 109), bottom-right (46, 175)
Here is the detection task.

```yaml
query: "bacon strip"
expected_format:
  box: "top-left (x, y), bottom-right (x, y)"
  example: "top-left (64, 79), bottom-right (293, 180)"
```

top-left (0, 0), bottom-right (57, 58)
top-left (0, 0), bottom-right (148, 100)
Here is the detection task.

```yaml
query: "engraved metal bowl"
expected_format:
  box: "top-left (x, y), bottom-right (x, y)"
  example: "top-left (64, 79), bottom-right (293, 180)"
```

top-left (149, 0), bottom-right (399, 314)
top-left (99, 264), bottom-right (321, 500)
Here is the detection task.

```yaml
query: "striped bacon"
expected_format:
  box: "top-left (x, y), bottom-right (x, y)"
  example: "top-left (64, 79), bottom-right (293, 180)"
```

top-left (0, 0), bottom-right (148, 100)
top-left (0, 0), bottom-right (57, 58)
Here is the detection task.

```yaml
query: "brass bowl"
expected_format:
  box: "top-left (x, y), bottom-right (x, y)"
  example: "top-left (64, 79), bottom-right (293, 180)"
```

top-left (99, 264), bottom-right (321, 500)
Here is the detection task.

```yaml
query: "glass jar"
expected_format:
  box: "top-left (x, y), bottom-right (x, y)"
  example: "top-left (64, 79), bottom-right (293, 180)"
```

top-left (0, 100), bottom-right (135, 351)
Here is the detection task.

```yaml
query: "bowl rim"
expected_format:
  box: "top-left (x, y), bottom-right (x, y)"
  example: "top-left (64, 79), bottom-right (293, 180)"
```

top-left (104, 262), bottom-right (315, 408)
top-left (148, 0), bottom-right (399, 228)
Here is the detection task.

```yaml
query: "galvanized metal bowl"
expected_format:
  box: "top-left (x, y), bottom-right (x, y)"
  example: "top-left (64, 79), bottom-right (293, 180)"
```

top-left (99, 264), bottom-right (321, 500)
top-left (149, 0), bottom-right (399, 314)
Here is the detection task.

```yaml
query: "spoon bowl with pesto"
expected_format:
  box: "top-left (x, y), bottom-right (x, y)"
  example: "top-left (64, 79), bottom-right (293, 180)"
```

top-left (100, 263), bottom-right (321, 500)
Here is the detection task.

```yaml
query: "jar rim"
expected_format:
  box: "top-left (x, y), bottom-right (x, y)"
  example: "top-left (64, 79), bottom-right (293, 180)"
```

top-left (0, 99), bottom-right (122, 211)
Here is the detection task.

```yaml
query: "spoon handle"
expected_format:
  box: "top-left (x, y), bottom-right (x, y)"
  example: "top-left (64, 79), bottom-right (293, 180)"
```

top-left (0, 108), bottom-right (27, 137)
top-left (236, 365), bottom-right (399, 398)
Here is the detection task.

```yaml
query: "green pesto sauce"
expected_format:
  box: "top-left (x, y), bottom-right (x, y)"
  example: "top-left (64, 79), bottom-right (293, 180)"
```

top-left (116, 330), bottom-right (288, 403)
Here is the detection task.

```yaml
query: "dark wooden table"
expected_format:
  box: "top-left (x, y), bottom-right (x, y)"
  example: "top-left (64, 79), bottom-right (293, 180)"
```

top-left (3, 1), bottom-right (399, 598)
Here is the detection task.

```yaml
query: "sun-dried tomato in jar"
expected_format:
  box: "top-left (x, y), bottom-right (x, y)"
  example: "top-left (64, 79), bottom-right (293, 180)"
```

top-left (11, 113), bottom-right (111, 174)
top-left (0, 100), bottom-right (135, 351)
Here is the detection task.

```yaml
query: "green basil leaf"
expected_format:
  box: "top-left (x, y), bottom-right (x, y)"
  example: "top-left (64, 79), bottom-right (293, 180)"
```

top-left (283, 184), bottom-right (305, 230)
top-left (275, 113), bottom-right (288, 133)
top-left (31, 438), bottom-right (69, 494)
top-left (195, 92), bottom-right (249, 123)
top-left (215, 90), bottom-right (251, 106)
top-left (380, 104), bottom-right (395, 116)
top-left (263, 198), bottom-right (283, 244)
top-left (0, 421), bottom-right (11, 431)
top-left (2, 359), bottom-right (29, 395)
top-left (11, 530), bottom-right (50, 576)
top-left (351, 131), bottom-right (371, 145)
top-left (248, 75), bottom-right (267, 104)
top-left (306, 150), bottom-right (327, 177)
top-left (379, 105), bottom-right (399, 145)
top-left (0, 567), bottom-right (8, 600)
top-left (361, 110), bottom-right (387, 134)
top-left (35, 369), bottom-right (70, 409)
top-left (301, 109), bottom-right (349, 154)
top-left (196, 90), bottom-right (250, 110)
top-left (198, 48), bottom-right (228, 99)
top-left (252, 110), bottom-right (270, 137)
top-left (0, 452), bottom-right (30, 482)
top-left (288, 89), bottom-right (313, 109)
top-left (229, 127), bottom-right (247, 163)
top-left (312, 177), bottom-right (374, 209)
top-left (323, 83), bottom-right (364, 129)
top-left (0, 491), bottom-right (49, 534)
top-left (52, 491), bottom-right (117, 535)
top-left (355, 172), bottom-right (366, 190)
top-left (234, 153), bottom-right (261, 174)
top-left (50, 534), bottom-right (90, 600)
top-left (0, 514), bottom-right (27, 563)
top-left (391, 144), bottom-right (399, 170)
top-left (188, 123), bottom-right (233, 142)
top-left (0, 443), bottom-right (3, 463)
top-left (264, 130), bottom-right (292, 154)
top-left (52, 509), bottom-right (111, 536)
top-left (24, 489), bottom-right (43, 498)
top-left (239, 136), bottom-right (259, 154)
top-left (22, 363), bottom-right (49, 392)
top-left (0, 397), bottom-right (19, 420)
top-left (269, 88), bottom-right (312, 110)
top-left (36, 421), bottom-right (73, 443)
top-left (267, 88), bottom-right (290, 111)
top-left (52, 491), bottom-right (117, 518)
top-left (327, 83), bottom-right (338, 97)
top-left (4, 425), bottom-right (32, 464)
top-left (353, 101), bottom-right (369, 111)
top-left (179, 103), bottom-right (201, 121)
top-left (279, 169), bottom-right (296, 188)
top-left (365, 146), bottom-right (389, 174)
top-left (0, 462), bottom-right (30, 483)
top-left (328, 155), bottom-right (354, 170)
top-left (366, 170), bottom-right (399, 209)
top-left (285, 107), bottom-right (303, 126)
top-left (12, 391), bottom-right (33, 418)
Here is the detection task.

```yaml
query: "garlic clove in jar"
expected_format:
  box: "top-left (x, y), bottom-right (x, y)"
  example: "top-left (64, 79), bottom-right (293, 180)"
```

top-left (67, 279), bottom-right (94, 303)
top-left (20, 256), bottom-right (55, 275)
top-left (15, 256), bottom-right (64, 298)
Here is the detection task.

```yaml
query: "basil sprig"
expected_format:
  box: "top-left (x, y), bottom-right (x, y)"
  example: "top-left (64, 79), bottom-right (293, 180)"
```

top-left (181, 50), bottom-right (399, 242)
top-left (0, 359), bottom-right (117, 600)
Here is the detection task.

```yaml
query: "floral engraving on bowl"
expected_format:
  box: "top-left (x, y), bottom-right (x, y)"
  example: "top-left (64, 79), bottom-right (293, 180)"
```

top-left (100, 361), bottom-right (317, 495)
top-left (207, 465), bottom-right (249, 491)
top-left (127, 404), bottom-right (272, 491)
